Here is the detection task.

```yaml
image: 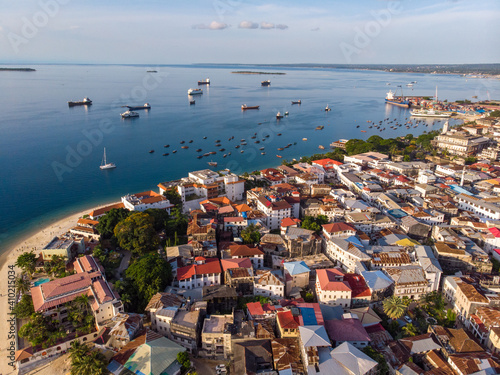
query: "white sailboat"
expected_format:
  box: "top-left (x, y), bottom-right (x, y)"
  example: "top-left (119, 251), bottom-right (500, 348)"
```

top-left (100, 148), bottom-right (116, 170)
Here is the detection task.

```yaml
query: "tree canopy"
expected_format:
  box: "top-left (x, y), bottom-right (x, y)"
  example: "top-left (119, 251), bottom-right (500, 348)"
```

top-left (69, 341), bottom-right (108, 375)
top-left (125, 253), bottom-right (172, 311)
top-left (301, 215), bottom-right (329, 233)
top-left (163, 187), bottom-right (183, 211)
top-left (177, 351), bottom-right (191, 371)
top-left (16, 252), bottom-right (37, 276)
top-left (241, 224), bottom-right (262, 244)
top-left (19, 313), bottom-right (65, 348)
top-left (12, 294), bottom-right (34, 319)
top-left (96, 208), bottom-right (130, 239)
top-left (114, 212), bottom-right (160, 256)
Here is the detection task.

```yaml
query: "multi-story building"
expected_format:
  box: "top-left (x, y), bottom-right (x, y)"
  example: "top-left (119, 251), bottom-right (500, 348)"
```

top-left (255, 195), bottom-right (292, 230)
top-left (383, 265), bottom-right (429, 300)
top-left (121, 190), bottom-right (174, 213)
top-left (176, 258), bottom-right (222, 290)
top-left (158, 169), bottom-right (244, 212)
top-left (325, 238), bottom-right (371, 273)
top-left (414, 245), bottom-right (443, 292)
top-left (228, 244), bottom-right (264, 269)
top-left (456, 193), bottom-right (500, 220)
top-left (315, 268), bottom-right (352, 308)
top-left (201, 314), bottom-right (233, 358)
top-left (145, 292), bottom-right (184, 338)
top-left (31, 255), bottom-right (123, 327)
top-left (41, 234), bottom-right (85, 263)
top-left (432, 132), bottom-right (490, 156)
top-left (254, 269), bottom-right (285, 300)
top-left (170, 309), bottom-right (201, 353)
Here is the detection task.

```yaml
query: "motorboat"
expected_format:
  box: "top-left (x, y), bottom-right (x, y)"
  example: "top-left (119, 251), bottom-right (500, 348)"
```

top-left (121, 110), bottom-right (139, 118)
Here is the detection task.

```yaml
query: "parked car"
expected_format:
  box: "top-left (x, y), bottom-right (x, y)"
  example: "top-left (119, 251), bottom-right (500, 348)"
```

top-left (404, 315), bottom-right (412, 323)
top-left (216, 370), bottom-right (227, 375)
top-left (216, 365), bottom-right (226, 371)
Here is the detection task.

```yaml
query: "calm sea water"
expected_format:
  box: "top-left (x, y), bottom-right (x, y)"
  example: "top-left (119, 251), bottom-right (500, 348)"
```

top-left (0, 64), bottom-right (498, 254)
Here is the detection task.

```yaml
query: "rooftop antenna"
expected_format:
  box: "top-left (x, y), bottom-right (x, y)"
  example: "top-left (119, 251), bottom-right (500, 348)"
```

top-left (460, 166), bottom-right (466, 187)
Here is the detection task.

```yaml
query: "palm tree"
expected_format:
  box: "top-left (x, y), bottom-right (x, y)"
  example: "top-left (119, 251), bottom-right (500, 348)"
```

top-left (15, 274), bottom-right (31, 295)
top-left (69, 340), bottom-right (88, 361)
top-left (383, 296), bottom-right (407, 320)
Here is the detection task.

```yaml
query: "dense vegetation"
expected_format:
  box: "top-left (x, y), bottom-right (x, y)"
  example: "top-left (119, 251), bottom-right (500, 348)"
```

top-left (241, 224), bottom-right (262, 244)
top-left (301, 215), bottom-right (329, 233)
top-left (69, 341), bottom-right (109, 375)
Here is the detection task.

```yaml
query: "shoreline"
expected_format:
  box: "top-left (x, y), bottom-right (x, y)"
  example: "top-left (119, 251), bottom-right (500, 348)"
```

top-left (0, 201), bottom-right (118, 375)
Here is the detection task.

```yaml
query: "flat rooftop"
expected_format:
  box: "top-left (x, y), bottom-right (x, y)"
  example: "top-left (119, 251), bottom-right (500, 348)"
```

top-left (44, 236), bottom-right (73, 250)
top-left (203, 315), bottom-right (231, 334)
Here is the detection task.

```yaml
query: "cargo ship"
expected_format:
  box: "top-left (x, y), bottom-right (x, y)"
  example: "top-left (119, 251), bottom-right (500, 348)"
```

top-left (261, 80), bottom-right (271, 86)
top-left (385, 88), bottom-right (410, 108)
top-left (241, 104), bottom-right (260, 110)
top-left (125, 103), bottom-right (151, 110)
top-left (68, 97), bottom-right (92, 107)
top-left (198, 78), bottom-right (210, 85)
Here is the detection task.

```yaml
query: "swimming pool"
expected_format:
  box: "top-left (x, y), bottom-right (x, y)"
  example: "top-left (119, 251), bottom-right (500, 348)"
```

top-left (33, 278), bottom-right (50, 286)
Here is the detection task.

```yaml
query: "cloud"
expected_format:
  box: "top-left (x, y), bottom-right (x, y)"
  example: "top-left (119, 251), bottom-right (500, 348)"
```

top-left (239, 21), bottom-right (259, 29)
top-left (260, 22), bottom-right (275, 29)
top-left (192, 21), bottom-right (228, 30)
top-left (276, 24), bottom-right (288, 30)
top-left (311, 27), bottom-right (320, 31)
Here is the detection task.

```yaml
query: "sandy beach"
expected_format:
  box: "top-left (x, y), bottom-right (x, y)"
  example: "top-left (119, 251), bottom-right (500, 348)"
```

top-left (0, 202), bottom-right (117, 375)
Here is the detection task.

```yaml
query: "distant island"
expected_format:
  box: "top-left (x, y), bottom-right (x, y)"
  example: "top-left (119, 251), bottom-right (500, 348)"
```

top-left (0, 67), bottom-right (36, 72)
top-left (231, 71), bottom-right (286, 75)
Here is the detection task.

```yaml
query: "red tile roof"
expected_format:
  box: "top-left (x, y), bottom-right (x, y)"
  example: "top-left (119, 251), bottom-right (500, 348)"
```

top-left (229, 244), bottom-right (264, 257)
top-left (277, 310), bottom-right (299, 329)
top-left (281, 217), bottom-right (301, 227)
top-left (317, 268), bottom-right (351, 292)
top-left (322, 222), bottom-right (356, 234)
top-left (247, 301), bottom-right (265, 317)
top-left (344, 273), bottom-right (371, 298)
top-left (221, 258), bottom-right (253, 271)
top-left (176, 258), bottom-right (221, 281)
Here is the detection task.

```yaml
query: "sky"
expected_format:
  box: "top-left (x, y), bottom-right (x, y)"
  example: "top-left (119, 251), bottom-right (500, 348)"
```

top-left (0, 0), bottom-right (499, 65)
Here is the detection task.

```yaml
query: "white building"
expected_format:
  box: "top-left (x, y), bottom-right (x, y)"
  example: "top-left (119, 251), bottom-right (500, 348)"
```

top-left (325, 238), bottom-right (371, 273)
top-left (414, 245), bottom-right (443, 293)
top-left (253, 269), bottom-right (285, 299)
top-left (121, 190), bottom-right (174, 213)
top-left (255, 195), bottom-right (292, 230)
top-left (176, 258), bottom-right (222, 290)
top-left (315, 268), bottom-right (352, 308)
top-left (456, 194), bottom-right (500, 220)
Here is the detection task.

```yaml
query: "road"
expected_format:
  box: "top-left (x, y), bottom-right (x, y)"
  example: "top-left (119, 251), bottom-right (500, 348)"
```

top-left (115, 250), bottom-right (131, 279)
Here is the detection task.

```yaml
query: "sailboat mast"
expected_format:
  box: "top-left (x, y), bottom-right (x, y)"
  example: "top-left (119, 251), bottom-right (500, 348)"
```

top-left (103, 148), bottom-right (106, 164)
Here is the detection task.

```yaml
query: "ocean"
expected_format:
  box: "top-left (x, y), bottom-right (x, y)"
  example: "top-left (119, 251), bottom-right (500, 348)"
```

top-left (0, 64), bottom-right (497, 255)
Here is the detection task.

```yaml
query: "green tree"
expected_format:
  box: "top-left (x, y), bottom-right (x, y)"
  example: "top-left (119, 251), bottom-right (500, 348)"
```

top-left (16, 252), bottom-right (37, 276)
top-left (67, 295), bottom-right (95, 334)
top-left (19, 313), bottom-right (65, 348)
top-left (383, 296), bottom-right (407, 320)
top-left (15, 274), bottom-right (31, 295)
top-left (301, 215), bottom-right (329, 233)
top-left (144, 208), bottom-right (170, 231)
top-left (48, 255), bottom-right (67, 278)
top-left (126, 253), bottom-right (172, 311)
top-left (362, 346), bottom-right (389, 375)
top-left (114, 212), bottom-right (160, 256)
top-left (241, 224), bottom-right (262, 244)
top-left (402, 323), bottom-right (418, 337)
top-left (177, 351), bottom-right (191, 371)
top-left (11, 294), bottom-right (34, 319)
top-left (96, 208), bottom-right (130, 239)
top-left (69, 342), bottom-right (108, 375)
top-left (163, 187), bottom-right (183, 211)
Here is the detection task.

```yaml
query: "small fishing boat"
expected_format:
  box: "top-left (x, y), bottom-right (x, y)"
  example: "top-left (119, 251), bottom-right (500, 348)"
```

top-left (318, 145), bottom-right (325, 150)
top-left (180, 140), bottom-right (185, 144)
top-left (325, 105), bottom-right (331, 112)
top-left (181, 146), bottom-right (189, 149)
top-left (208, 161), bottom-right (217, 167)
top-left (276, 155), bottom-right (282, 158)
top-left (302, 138), bottom-right (307, 141)
top-left (361, 130), bottom-right (367, 133)
top-left (164, 144), bottom-right (170, 148)
top-left (291, 100), bottom-right (301, 105)
top-left (196, 149), bottom-right (202, 152)
top-left (261, 80), bottom-right (271, 86)
top-left (163, 153), bottom-right (168, 156)
top-left (190, 100), bottom-right (195, 105)
top-left (198, 78), bottom-right (210, 85)
top-left (315, 126), bottom-right (324, 130)
top-left (149, 150), bottom-right (154, 153)
top-left (276, 112), bottom-right (283, 119)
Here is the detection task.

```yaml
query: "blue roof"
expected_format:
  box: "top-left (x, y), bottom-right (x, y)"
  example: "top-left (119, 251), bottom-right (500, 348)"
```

top-left (284, 261), bottom-right (310, 275)
top-left (346, 236), bottom-right (364, 248)
top-left (387, 209), bottom-right (408, 219)
top-left (448, 184), bottom-right (474, 196)
top-left (319, 304), bottom-right (344, 321)
top-left (300, 307), bottom-right (317, 325)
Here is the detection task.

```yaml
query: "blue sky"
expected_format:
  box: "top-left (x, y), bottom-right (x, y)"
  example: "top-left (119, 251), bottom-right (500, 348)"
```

top-left (0, 0), bottom-right (498, 64)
